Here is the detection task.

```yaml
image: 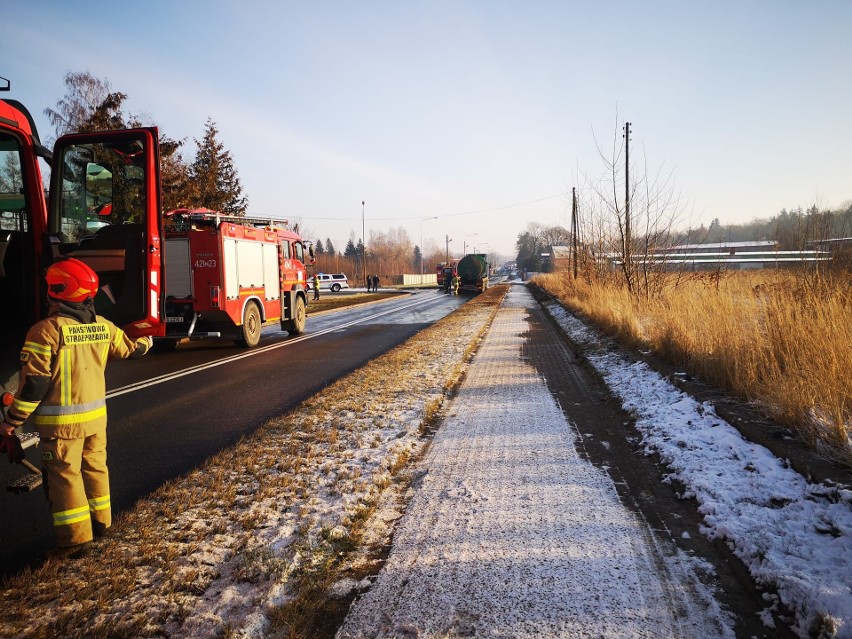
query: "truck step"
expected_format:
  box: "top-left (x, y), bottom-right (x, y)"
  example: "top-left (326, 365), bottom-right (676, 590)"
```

top-left (6, 432), bottom-right (42, 493)
top-left (7, 473), bottom-right (42, 493)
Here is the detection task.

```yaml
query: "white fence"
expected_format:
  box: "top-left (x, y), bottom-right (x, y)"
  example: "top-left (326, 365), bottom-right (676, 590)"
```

top-left (400, 273), bottom-right (438, 286)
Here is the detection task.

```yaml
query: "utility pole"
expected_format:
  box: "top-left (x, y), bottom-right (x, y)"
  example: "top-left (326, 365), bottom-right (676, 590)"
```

top-left (445, 234), bottom-right (452, 262)
top-left (623, 122), bottom-right (632, 286)
top-left (571, 186), bottom-right (578, 280)
top-left (361, 200), bottom-right (366, 287)
top-left (463, 232), bottom-right (477, 256)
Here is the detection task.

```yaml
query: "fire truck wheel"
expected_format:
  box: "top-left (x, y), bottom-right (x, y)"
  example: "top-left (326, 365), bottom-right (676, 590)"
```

top-left (285, 297), bottom-right (306, 335)
top-left (237, 302), bottom-right (262, 348)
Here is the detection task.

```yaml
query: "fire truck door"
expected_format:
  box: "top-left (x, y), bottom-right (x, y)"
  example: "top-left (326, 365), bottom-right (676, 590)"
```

top-left (48, 128), bottom-right (164, 337)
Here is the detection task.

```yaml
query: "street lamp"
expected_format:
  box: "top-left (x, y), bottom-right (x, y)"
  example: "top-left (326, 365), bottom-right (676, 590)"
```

top-left (420, 216), bottom-right (437, 275)
top-left (361, 200), bottom-right (366, 288)
top-left (463, 232), bottom-right (478, 255)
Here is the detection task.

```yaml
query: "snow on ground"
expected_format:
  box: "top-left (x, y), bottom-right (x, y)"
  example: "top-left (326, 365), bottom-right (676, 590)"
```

top-left (338, 286), bottom-right (736, 639)
top-left (545, 301), bottom-right (852, 639)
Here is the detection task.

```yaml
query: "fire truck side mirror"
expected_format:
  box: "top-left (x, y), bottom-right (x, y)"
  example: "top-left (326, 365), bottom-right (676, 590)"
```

top-left (306, 243), bottom-right (316, 264)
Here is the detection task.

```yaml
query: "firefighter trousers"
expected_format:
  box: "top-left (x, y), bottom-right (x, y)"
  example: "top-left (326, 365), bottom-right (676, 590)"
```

top-left (40, 426), bottom-right (111, 547)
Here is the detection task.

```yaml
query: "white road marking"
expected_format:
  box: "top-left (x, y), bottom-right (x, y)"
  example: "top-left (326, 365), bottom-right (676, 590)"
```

top-left (107, 294), bottom-right (446, 398)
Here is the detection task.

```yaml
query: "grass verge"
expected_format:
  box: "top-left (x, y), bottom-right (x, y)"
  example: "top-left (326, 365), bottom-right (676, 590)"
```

top-left (307, 292), bottom-right (403, 314)
top-left (534, 270), bottom-right (851, 464)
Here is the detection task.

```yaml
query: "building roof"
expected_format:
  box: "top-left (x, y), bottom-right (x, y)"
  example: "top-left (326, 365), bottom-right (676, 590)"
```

top-left (667, 240), bottom-right (778, 251)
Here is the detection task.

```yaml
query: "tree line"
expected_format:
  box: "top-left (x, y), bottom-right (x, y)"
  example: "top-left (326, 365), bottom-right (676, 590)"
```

top-left (517, 203), bottom-right (852, 268)
top-left (691, 205), bottom-right (852, 250)
top-left (312, 226), bottom-right (444, 282)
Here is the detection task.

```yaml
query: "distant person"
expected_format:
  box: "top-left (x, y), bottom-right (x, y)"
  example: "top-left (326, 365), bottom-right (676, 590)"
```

top-left (372, 275), bottom-right (380, 291)
top-left (312, 273), bottom-right (320, 300)
top-left (452, 273), bottom-right (460, 295)
top-left (366, 275), bottom-right (372, 292)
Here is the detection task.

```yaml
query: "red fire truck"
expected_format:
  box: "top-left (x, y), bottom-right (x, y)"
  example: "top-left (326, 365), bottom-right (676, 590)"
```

top-left (435, 259), bottom-right (459, 288)
top-left (161, 209), bottom-right (313, 349)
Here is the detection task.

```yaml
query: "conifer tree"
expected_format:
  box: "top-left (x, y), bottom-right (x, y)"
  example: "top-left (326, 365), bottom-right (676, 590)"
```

top-left (189, 118), bottom-right (248, 216)
top-left (344, 236), bottom-right (357, 258)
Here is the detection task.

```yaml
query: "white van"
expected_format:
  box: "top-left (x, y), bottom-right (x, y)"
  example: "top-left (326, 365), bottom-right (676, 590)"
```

top-left (310, 273), bottom-right (350, 292)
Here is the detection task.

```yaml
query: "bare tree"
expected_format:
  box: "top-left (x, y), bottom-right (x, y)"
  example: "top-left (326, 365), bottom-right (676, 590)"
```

top-left (0, 153), bottom-right (22, 194)
top-left (368, 226), bottom-right (415, 278)
top-left (580, 115), bottom-right (690, 299)
top-left (515, 222), bottom-right (572, 272)
top-left (44, 72), bottom-right (122, 140)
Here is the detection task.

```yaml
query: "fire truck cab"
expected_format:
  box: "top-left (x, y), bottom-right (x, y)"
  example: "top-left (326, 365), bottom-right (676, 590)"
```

top-left (162, 209), bottom-right (313, 348)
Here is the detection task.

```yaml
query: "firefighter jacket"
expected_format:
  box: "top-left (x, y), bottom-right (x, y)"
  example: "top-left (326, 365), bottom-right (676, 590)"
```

top-left (6, 314), bottom-right (151, 439)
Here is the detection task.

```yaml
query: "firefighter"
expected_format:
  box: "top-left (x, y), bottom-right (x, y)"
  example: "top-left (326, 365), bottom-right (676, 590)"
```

top-left (452, 273), bottom-right (460, 295)
top-left (0, 258), bottom-right (152, 558)
top-left (312, 273), bottom-right (320, 300)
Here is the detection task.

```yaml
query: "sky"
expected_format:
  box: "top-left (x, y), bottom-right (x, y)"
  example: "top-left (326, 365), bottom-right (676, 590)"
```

top-left (3, 0), bottom-right (851, 259)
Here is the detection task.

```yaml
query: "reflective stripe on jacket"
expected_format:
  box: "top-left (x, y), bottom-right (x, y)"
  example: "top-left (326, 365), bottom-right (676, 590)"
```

top-left (7, 315), bottom-right (149, 438)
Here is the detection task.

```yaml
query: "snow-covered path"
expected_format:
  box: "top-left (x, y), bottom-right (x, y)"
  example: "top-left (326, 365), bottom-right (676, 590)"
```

top-left (338, 286), bottom-right (733, 639)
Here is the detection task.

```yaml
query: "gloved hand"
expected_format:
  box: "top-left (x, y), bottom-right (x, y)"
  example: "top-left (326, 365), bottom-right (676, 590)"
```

top-left (0, 431), bottom-right (24, 463)
top-left (134, 335), bottom-right (153, 356)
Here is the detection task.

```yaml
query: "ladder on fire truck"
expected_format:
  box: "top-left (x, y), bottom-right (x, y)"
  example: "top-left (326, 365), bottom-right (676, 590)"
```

top-left (165, 208), bottom-right (291, 230)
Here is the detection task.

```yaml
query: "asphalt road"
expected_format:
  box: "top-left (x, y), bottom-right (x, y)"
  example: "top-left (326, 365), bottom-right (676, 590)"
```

top-left (0, 288), bottom-right (466, 577)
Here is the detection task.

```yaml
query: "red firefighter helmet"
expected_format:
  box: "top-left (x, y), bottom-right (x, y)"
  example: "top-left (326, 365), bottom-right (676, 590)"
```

top-left (45, 258), bottom-right (99, 302)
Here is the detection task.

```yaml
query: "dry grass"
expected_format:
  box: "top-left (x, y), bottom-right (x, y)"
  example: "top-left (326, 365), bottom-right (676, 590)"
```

top-left (306, 292), bottom-right (401, 314)
top-left (535, 269), bottom-right (852, 462)
top-left (0, 285), bottom-right (507, 639)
